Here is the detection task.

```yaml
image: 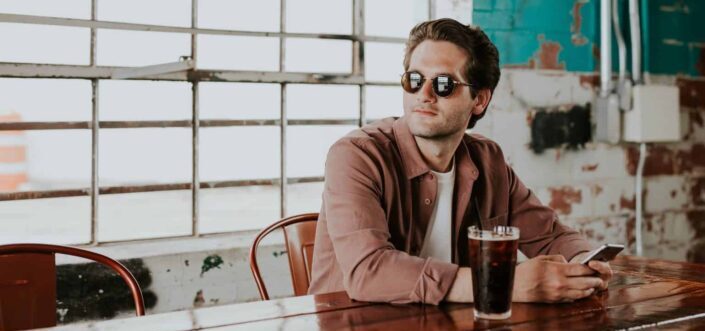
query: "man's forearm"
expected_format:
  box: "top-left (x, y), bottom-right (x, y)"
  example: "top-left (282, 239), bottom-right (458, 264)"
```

top-left (444, 267), bottom-right (473, 302)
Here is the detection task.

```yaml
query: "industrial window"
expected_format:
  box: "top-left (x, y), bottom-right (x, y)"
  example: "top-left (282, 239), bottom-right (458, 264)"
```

top-left (0, 0), bottom-right (431, 245)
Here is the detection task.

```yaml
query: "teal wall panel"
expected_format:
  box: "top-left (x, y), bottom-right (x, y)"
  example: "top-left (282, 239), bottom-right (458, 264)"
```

top-left (473, 0), bottom-right (705, 77)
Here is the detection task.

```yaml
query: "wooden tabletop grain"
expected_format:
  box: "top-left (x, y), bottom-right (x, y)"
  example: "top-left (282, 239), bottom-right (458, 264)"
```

top-left (43, 255), bottom-right (705, 331)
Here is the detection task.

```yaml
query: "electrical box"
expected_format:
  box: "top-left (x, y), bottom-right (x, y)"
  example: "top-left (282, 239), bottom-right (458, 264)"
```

top-left (595, 94), bottom-right (620, 144)
top-left (622, 85), bottom-right (680, 142)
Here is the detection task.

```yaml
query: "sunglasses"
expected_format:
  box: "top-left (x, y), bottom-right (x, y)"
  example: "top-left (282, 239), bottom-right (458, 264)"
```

top-left (401, 71), bottom-right (473, 98)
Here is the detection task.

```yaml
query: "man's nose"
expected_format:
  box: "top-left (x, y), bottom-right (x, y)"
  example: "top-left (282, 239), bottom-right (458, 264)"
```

top-left (416, 79), bottom-right (436, 104)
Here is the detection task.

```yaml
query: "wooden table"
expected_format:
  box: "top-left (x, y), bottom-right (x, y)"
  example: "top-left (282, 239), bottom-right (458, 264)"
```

top-left (43, 256), bottom-right (705, 330)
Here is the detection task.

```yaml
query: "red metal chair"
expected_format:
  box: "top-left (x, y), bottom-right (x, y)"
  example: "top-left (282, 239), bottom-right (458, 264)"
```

top-left (0, 243), bottom-right (145, 331)
top-left (249, 213), bottom-right (318, 300)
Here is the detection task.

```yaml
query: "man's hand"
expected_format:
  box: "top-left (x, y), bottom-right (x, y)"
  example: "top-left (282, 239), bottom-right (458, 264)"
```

top-left (512, 255), bottom-right (605, 303)
top-left (570, 252), bottom-right (614, 291)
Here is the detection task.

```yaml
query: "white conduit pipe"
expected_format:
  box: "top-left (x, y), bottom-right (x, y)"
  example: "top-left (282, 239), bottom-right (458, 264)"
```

top-left (628, 0), bottom-right (642, 84)
top-left (635, 143), bottom-right (646, 256)
top-left (600, 0), bottom-right (612, 97)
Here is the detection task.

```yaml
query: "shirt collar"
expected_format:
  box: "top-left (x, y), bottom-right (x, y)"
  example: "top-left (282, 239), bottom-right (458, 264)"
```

top-left (393, 116), bottom-right (479, 181)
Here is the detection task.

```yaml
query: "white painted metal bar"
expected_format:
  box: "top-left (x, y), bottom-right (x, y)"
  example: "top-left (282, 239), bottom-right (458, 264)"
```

top-left (191, 0), bottom-right (200, 237)
top-left (0, 13), bottom-right (405, 43)
top-left (111, 59), bottom-right (194, 79)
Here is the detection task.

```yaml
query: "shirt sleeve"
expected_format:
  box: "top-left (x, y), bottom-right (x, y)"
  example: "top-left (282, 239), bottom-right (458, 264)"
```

top-left (322, 138), bottom-right (459, 305)
top-left (506, 165), bottom-right (594, 262)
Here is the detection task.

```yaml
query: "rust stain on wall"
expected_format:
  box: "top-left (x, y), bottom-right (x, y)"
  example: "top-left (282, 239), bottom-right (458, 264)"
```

top-left (592, 185), bottom-right (603, 196)
top-left (625, 144), bottom-right (705, 176)
top-left (686, 195), bottom-right (705, 265)
top-left (620, 195), bottom-right (636, 210)
top-left (677, 78), bottom-right (705, 108)
top-left (696, 47), bottom-right (705, 76)
top-left (579, 74), bottom-right (599, 89)
top-left (548, 186), bottom-right (582, 215)
top-left (691, 177), bottom-right (705, 206)
top-left (570, 1), bottom-right (588, 46)
top-left (692, 143), bottom-right (705, 167)
top-left (531, 38), bottom-right (566, 70)
top-left (582, 163), bottom-right (599, 172)
top-left (687, 210), bottom-right (705, 238)
top-left (626, 216), bottom-right (636, 247)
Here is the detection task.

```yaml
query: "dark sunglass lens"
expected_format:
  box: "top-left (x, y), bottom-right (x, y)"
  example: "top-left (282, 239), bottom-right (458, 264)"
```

top-left (433, 76), bottom-right (454, 97)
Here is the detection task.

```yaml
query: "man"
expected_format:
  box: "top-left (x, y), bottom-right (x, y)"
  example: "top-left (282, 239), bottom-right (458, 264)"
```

top-left (308, 18), bottom-right (612, 305)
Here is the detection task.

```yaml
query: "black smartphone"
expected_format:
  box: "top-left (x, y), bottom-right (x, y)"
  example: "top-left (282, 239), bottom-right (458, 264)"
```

top-left (580, 244), bottom-right (625, 265)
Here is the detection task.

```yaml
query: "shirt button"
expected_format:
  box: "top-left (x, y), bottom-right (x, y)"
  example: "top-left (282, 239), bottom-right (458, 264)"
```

top-left (424, 198), bottom-right (431, 205)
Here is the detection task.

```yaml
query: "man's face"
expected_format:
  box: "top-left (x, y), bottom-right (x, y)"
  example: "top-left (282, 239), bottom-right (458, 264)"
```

top-left (402, 40), bottom-right (483, 139)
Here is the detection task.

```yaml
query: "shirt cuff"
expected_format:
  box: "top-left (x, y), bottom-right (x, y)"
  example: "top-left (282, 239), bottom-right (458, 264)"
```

top-left (410, 258), bottom-right (459, 305)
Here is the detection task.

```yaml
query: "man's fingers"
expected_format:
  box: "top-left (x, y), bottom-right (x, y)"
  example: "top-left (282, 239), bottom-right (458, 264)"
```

top-left (588, 261), bottom-right (613, 290)
top-left (540, 254), bottom-right (568, 263)
top-left (560, 288), bottom-right (595, 302)
top-left (588, 261), bottom-right (613, 277)
top-left (563, 263), bottom-right (598, 277)
top-left (563, 276), bottom-right (605, 291)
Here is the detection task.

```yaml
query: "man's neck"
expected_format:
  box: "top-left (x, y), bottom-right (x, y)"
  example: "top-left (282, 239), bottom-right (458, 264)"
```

top-left (414, 131), bottom-right (464, 173)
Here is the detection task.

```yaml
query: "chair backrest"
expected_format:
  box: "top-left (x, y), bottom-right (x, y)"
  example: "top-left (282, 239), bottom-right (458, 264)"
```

top-left (0, 243), bottom-right (145, 331)
top-left (249, 213), bottom-right (318, 300)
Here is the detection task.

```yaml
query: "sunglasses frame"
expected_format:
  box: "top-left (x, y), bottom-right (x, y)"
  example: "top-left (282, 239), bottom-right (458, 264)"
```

top-left (401, 71), bottom-right (474, 98)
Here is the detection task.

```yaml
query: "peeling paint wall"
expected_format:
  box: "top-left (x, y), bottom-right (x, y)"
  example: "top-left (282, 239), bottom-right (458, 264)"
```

top-left (55, 241), bottom-right (292, 324)
top-left (473, 0), bottom-right (705, 263)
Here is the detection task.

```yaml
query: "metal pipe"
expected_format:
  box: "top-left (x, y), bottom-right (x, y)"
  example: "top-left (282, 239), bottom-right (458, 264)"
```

top-left (629, 0), bottom-right (642, 84)
top-left (635, 143), bottom-right (646, 256)
top-left (612, 0), bottom-right (627, 86)
top-left (600, 0), bottom-right (612, 97)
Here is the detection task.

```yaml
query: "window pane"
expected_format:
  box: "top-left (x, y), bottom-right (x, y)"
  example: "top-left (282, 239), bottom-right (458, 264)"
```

top-left (0, 0), bottom-right (90, 19)
top-left (200, 127), bottom-right (280, 181)
top-left (0, 23), bottom-right (89, 65)
top-left (98, 190), bottom-right (191, 242)
top-left (365, 42), bottom-right (405, 82)
top-left (0, 197), bottom-right (90, 245)
top-left (198, 0), bottom-right (280, 32)
top-left (286, 182), bottom-right (323, 216)
top-left (99, 0), bottom-right (191, 27)
top-left (198, 35), bottom-right (279, 71)
top-left (365, 86), bottom-right (402, 120)
top-left (0, 79), bottom-right (91, 121)
top-left (287, 125), bottom-right (355, 178)
top-left (99, 129), bottom-right (191, 184)
top-left (200, 83), bottom-right (280, 120)
top-left (97, 30), bottom-right (190, 67)
top-left (100, 81), bottom-right (192, 121)
top-left (286, 0), bottom-right (351, 34)
top-left (365, 0), bottom-right (428, 37)
top-left (285, 39), bottom-right (351, 73)
top-left (0, 130), bottom-right (90, 193)
top-left (288, 85), bottom-right (358, 120)
top-left (22, 130), bottom-right (91, 191)
top-left (200, 186), bottom-right (279, 233)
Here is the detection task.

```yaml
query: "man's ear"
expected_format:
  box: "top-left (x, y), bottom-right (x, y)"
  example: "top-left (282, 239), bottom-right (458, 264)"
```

top-left (471, 89), bottom-right (492, 116)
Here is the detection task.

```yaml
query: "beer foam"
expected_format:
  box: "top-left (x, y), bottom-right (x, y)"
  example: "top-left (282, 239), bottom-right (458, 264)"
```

top-left (467, 226), bottom-right (519, 241)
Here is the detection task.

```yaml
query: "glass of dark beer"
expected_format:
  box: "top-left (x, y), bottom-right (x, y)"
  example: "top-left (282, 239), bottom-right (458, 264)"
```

top-left (468, 225), bottom-right (520, 320)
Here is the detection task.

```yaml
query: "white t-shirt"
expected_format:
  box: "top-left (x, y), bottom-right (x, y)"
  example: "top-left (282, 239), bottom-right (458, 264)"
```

top-left (419, 163), bottom-right (456, 262)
